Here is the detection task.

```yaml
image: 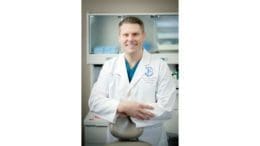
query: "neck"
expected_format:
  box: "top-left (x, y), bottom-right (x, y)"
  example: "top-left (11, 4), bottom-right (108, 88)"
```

top-left (125, 49), bottom-right (143, 68)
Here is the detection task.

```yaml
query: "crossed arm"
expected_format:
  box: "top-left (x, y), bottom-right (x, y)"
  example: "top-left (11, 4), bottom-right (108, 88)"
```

top-left (117, 100), bottom-right (155, 120)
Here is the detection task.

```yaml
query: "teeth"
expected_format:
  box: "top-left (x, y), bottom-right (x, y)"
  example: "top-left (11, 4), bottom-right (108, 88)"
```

top-left (129, 44), bottom-right (135, 46)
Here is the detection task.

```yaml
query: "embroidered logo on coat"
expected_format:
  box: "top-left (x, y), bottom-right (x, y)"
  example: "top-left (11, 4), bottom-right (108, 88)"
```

top-left (145, 66), bottom-right (153, 77)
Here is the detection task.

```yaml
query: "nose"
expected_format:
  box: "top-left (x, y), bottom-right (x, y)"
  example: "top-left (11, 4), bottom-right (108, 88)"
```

top-left (127, 34), bottom-right (134, 41)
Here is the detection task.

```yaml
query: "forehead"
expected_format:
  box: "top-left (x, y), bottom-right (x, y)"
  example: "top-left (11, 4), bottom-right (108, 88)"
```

top-left (119, 23), bottom-right (143, 34)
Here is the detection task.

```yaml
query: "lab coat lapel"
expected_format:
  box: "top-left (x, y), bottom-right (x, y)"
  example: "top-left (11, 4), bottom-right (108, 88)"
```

top-left (114, 53), bottom-right (130, 89)
top-left (128, 50), bottom-right (151, 91)
top-left (114, 53), bottom-right (126, 76)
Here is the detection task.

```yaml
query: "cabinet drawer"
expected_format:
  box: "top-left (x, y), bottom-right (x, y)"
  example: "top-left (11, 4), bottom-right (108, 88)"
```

top-left (85, 126), bottom-right (107, 143)
top-left (85, 143), bottom-right (105, 146)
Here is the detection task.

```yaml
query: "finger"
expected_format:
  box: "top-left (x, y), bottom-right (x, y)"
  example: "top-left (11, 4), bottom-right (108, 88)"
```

top-left (136, 113), bottom-right (146, 120)
top-left (139, 104), bottom-right (154, 110)
top-left (146, 111), bottom-right (155, 117)
top-left (139, 109), bottom-right (154, 118)
top-left (134, 110), bottom-right (147, 120)
top-left (136, 109), bottom-right (151, 120)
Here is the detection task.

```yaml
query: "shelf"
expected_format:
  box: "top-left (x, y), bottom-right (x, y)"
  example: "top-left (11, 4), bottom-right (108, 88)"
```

top-left (157, 44), bottom-right (178, 51)
top-left (157, 33), bottom-right (178, 39)
top-left (87, 53), bottom-right (178, 64)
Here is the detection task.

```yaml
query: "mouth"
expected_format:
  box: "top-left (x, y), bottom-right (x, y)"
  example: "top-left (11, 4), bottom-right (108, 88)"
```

top-left (126, 44), bottom-right (136, 48)
top-left (125, 42), bottom-right (137, 48)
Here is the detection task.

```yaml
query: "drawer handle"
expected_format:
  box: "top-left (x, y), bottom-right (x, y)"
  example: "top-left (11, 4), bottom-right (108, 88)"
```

top-left (161, 57), bottom-right (168, 61)
top-left (106, 57), bottom-right (112, 60)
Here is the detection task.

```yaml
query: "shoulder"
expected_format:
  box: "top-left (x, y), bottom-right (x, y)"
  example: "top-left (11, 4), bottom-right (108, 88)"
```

top-left (149, 55), bottom-right (168, 68)
top-left (143, 50), bottom-right (166, 66)
top-left (103, 57), bottom-right (117, 67)
top-left (147, 56), bottom-right (172, 79)
top-left (102, 55), bottom-right (120, 72)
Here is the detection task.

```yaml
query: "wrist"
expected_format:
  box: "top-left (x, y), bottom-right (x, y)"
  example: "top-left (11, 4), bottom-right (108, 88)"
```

top-left (117, 102), bottom-right (125, 113)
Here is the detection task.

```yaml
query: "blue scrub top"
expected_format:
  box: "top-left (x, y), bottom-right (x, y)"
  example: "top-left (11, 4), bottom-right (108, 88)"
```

top-left (125, 59), bottom-right (140, 82)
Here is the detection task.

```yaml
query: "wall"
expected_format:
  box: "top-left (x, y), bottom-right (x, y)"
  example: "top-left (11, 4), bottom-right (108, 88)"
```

top-left (82, 0), bottom-right (178, 120)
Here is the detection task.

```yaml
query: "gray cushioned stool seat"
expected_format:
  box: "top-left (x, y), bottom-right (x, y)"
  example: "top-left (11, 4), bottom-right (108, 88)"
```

top-left (106, 141), bottom-right (151, 146)
top-left (105, 116), bottom-right (151, 146)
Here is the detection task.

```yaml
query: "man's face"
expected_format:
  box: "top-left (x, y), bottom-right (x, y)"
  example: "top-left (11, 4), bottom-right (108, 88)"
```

top-left (118, 23), bottom-right (145, 55)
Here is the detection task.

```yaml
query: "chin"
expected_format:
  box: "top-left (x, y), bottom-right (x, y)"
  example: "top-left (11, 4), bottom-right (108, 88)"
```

top-left (125, 49), bottom-right (137, 54)
top-left (123, 47), bottom-right (135, 52)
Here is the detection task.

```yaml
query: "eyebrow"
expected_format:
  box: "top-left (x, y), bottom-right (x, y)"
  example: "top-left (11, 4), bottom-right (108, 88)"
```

top-left (121, 32), bottom-right (140, 35)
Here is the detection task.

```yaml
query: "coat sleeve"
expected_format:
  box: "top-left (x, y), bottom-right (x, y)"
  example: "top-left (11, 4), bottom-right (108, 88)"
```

top-left (88, 61), bottom-right (120, 123)
top-left (133, 60), bottom-right (177, 127)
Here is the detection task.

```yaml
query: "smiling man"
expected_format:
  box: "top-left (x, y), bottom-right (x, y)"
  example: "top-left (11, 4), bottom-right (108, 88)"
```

top-left (89, 16), bottom-right (177, 146)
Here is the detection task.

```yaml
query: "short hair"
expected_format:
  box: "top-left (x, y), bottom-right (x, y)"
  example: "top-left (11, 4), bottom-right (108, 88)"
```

top-left (118, 16), bottom-right (144, 32)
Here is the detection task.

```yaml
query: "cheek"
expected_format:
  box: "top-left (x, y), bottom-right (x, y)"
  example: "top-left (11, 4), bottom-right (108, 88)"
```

top-left (137, 38), bottom-right (144, 43)
top-left (137, 35), bottom-right (144, 40)
top-left (118, 35), bottom-right (124, 41)
top-left (118, 38), bottom-right (125, 44)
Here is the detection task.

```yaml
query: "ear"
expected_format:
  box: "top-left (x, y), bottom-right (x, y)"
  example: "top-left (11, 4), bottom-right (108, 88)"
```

top-left (142, 32), bottom-right (146, 41)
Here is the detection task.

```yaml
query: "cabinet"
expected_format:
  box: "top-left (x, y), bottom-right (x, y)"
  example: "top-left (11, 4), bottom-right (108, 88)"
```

top-left (86, 13), bottom-right (178, 64)
top-left (155, 15), bottom-right (178, 52)
top-left (84, 112), bottom-right (108, 146)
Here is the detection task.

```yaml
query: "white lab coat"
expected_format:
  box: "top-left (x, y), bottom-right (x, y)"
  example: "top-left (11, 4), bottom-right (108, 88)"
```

top-left (89, 50), bottom-right (177, 146)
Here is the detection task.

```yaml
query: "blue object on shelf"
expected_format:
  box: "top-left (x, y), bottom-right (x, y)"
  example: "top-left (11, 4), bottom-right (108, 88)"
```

top-left (93, 47), bottom-right (103, 54)
top-left (93, 46), bottom-right (118, 54)
top-left (143, 41), bottom-right (152, 52)
top-left (103, 46), bottom-right (117, 53)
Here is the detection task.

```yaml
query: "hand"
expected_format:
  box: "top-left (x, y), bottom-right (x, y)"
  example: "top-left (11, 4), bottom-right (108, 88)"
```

top-left (117, 100), bottom-right (155, 120)
top-left (117, 112), bottom-right (127, 118)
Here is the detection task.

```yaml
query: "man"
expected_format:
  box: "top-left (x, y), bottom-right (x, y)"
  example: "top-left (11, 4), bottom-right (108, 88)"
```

top-left (89, 16), bottom-right (177, 146)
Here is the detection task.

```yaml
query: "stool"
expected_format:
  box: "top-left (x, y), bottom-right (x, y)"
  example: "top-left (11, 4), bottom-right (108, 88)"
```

top-left (105, 116), bottom-right (151, 146)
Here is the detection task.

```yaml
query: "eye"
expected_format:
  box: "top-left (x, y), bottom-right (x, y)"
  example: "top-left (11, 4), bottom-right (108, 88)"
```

top-left (132, 33), bottom-right (139, 36)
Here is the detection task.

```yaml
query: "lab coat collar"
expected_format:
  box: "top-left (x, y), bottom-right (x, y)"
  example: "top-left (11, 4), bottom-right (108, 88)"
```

top-left (128, 50), bottom-right (151, 89)
top-left (114, 49), bottom-right (151, 93)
